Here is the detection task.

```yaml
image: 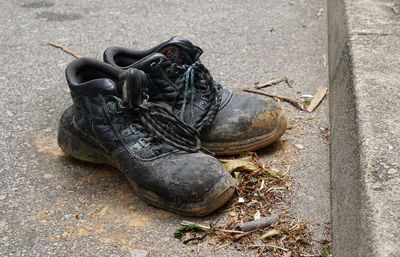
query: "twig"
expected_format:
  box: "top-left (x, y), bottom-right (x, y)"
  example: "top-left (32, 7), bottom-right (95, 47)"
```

top-left (181, 221), bottom-right (210, 230)
top-left (393, 4), bottom-right (400, 14)
top-left (175, 221), bottom-right (210, 239)
top-left (183, 234), bottom-right (207, 245)
top-left (300, 253), bottom-right (320, 257)
top-left (323, 55), bottom-right (327, 67)
top-left (254, 76), bottom-right (294, 89)
top-left (233, 228), bottom-right (261, 241)
top-left (214, 243), bottom-right (230, 251)
top-left (48, 41), bottom-right (83, 58)
top-left (281, 165), bottom-right (290, 177)
top-left (306, 86), bottom-right (328, 112)
top-left (243, 89), bottom-right (305, 110)
top-left (265, 244), bottom-right (289, 251)
top-left (255, 77), bottom-right (286, 89)
top-left (239, 215), bottom-right (278, 231)
top-left (266, 186), bottom-right (286, 193)
top-left (216, 228), bottom-right (244, 234)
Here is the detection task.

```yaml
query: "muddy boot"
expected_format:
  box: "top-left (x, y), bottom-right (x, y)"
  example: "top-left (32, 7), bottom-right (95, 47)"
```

top-left (58, 58), bottom-right (236, 216)
top-left (103, 39), bottom-right (287, 155)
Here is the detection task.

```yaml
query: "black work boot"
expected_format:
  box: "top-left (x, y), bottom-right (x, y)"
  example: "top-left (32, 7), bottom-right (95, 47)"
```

top-left (57, 58), bottom-right (236, 216)
top-left (103, 38), bottom-right (287, 155)
top-left (103, 36), bottom-right (203, 67)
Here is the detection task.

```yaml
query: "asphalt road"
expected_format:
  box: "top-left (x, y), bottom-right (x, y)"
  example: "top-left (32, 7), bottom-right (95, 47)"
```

top-left (0, 0), bottom-right (329, 256)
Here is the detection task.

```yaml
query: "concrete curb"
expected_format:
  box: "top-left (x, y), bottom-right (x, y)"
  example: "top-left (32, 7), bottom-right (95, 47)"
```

top-left (328, 0), bottom-right (400, 256)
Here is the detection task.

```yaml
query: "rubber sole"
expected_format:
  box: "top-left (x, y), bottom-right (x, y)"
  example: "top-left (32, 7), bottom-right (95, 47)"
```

top-left (57, 125), bottom-right (236, 216)
top-left (203, 115), bottom-right (288, 155)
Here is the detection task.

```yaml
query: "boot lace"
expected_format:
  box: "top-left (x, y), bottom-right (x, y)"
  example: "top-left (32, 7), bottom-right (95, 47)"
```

top-left (115, 92), bottom-right (202, 153)
top-left (153, 60), bottom-right (222, 131)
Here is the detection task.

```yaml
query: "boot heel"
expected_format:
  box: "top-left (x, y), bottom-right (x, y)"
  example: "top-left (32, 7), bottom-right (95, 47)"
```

top-left (57, 126), bottom-right (109, 165)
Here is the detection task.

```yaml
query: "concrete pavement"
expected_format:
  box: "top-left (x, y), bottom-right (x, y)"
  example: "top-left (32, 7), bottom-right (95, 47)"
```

top-left (0, 1), bottom-right (329, 256)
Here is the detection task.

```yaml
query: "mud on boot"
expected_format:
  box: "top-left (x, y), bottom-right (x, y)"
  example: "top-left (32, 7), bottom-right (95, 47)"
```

top-left (103, 37), bottom-right (287, 155)
top-left (58, 58), bottom-right (236, 216)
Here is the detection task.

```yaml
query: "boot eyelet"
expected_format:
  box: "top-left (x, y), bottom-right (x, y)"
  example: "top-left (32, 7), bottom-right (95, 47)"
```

top-left (129, 124), bottom-right (141, 135)
top-left (121, 128), bottom-right (132, 136)
top-left (106, 101), bottom-right (117, 112)
top-left (139, 138), bottom-right (150, 148)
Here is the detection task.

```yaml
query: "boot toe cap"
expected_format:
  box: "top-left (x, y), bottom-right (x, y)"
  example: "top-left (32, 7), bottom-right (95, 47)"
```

top-left (202, 92), bottom-right (287, 142)
top-left (128, 152), bottom-right (236, 216)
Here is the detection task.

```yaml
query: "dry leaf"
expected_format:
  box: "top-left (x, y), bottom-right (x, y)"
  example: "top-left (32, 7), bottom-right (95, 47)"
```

top-left (261, 229), bottom-right (281, 240)
top-left (254, 210), bottom-right (261, 220)
top-left (220, 157), bottom-right (259, 174)
top-left (306, 86), bottom-right (328, 112)
top-left (98, 205), bottom-right (109, 216)
top-left (266, 168), bottom-right (281, 178)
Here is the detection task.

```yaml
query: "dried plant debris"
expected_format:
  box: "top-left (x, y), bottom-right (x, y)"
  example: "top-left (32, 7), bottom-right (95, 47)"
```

top-left (244, 84), bottom-right (328, 113)
top-left (243, 89), bottom-right (305, 111)
top-left (174, 153), bottom-right (318, 256)
top-left (239, 215), bottom-right (278, 232)
top-left (393, 2), bottom-right (400, 14)
top-left (321, 244), bottom-right (332, 257)
top-left (306, 87), bottom-right (328, 112)
top-left (254, 77), bottom-right (294, 89)
top-left (48, 42), bottom-right (83, 58)
top-left (174, 222), bottom-right (210, 239)
top-left (174, 222), bottom-right (211, 244)
top-left (219, 155), bottom-right (258, 174)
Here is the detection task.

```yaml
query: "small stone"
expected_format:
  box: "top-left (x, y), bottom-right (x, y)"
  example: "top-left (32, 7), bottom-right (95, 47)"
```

top-left (387, 168), bottom-right (397, 175)
top-left (0, 195), bottom-right (6, 200)
top-left (130, 249), bottom-right (148, 257)
top-left (43, 174), bottom-right (54, 179)
top-left (294, 144), bottom-right (304, 149)
top-left (238, 197), bottom-right (245, 203)
top-left (57, 62), bottom-right (67, 68)
top-left (61, 232), bottom-right (69, 238)
top-left (6, 110), bottom-right (14, 117)
top-left (99, 205), bottom-right (109, 216)
top-left (0, 220), bottom-right (6, 230)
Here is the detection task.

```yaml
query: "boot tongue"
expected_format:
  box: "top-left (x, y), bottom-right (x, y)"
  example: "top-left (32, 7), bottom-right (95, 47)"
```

top-left (118, 68), bottom-right (147, 108)
top-left (158, 37), bottom-right (203, 64)
top-left (123, 52), bottom-right (184, 106)
top-left (159, 45), bottom-right (183, 64)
